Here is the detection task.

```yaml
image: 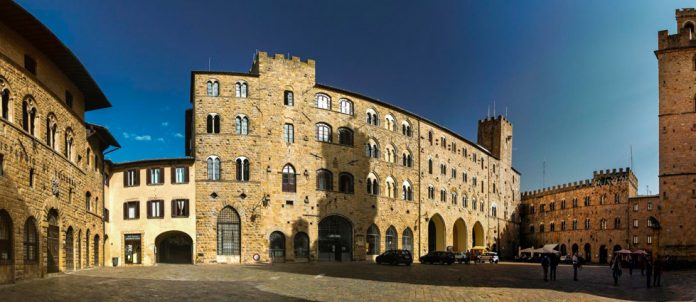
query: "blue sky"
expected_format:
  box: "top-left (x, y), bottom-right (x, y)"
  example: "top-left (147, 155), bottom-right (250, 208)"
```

top-left (17, 0), bottom-right (688, 194)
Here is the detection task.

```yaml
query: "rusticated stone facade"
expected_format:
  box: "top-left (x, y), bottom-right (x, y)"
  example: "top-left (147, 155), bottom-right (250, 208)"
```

top-left (0, 2), bottom-right (118, 284)
top-left (655, 8), bottom-right (696, 261)
top-left (188, 52), bottom-right (521, 264)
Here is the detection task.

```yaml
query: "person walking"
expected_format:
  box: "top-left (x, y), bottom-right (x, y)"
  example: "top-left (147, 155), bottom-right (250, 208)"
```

top-left (645, 257), bottom-right (653, 288)
top-left (541, 254), bottom-right (550, 282)
top-left (639, 255), bottom-right (645, 276)
top-left (611, 254), bottom-right (622, 285)
top-left (628, 256), bottom-right (634, 276)
top-left (653, 257), bottom-right (663, 287)
top-left (572, 253), bottom-right (579, 281)
top-left (550, 253), bottom-right (559, 281)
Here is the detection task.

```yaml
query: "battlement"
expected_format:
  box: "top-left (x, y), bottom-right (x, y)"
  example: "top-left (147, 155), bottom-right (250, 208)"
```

top-left (657, 8), bottom-right (696, 51)
top-left (253, 51), bottom-right (315, 67)
top-left (521, 167), bottom-right (635, 199)
top-left (478, 114), bottom-right (512, 126)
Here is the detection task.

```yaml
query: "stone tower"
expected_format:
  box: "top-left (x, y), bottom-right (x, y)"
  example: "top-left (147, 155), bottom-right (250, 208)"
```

top-left (477, 115), bottom-right (513, 166)
top-left (655, 8), bottom-right (696, 260)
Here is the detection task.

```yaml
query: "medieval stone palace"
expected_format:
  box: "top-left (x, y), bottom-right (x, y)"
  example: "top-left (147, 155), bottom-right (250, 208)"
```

top-left (0, 1), bottom-right (693, 284)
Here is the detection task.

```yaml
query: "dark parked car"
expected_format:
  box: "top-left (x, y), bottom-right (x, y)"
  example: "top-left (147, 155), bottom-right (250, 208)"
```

top-left (419, 251), bottom-right (455, 265)
top-left (376, 250), bottom-right (413, 266)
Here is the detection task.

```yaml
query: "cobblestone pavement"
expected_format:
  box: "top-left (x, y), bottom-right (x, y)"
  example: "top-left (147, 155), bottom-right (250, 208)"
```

top-left (0, 262), bottom-right (693, 301)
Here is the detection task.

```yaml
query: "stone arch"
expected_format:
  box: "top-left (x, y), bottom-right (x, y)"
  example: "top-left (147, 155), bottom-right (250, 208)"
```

top-left (472, 221), bottom-right (484, 248)
top-left (427, 214), bottom-right (445, 252)
top-left (453, 218), bottom-right (467, 252)
top-left (155, 230), bottom-right (193, 264)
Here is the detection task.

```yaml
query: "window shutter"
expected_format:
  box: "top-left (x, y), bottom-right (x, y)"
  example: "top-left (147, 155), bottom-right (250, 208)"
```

top-left (171, 167), bottom-right (176, 184)
top-left (123, 171), bottom-right (129, 187)
top-left (146, 169), bottom-right (151, 185)
top-left (171, 200), bottom-right (176, 217)
top-left (135, 202), bottom-right (140, 218)
top-left (184, 200), bottom-right (189, 217)
top-left (159, 168), bottom-right (165, 184)
top-left (134, 169), bottom-right (140, 186)
top-left (123, 203), bottom-right (128, 219)
top-left (184, 167), bottom-right (189, 183)
top-left (147, 201), bottom-right (152, 218)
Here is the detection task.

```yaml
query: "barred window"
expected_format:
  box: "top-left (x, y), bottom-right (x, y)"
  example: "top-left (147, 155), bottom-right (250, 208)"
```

top-left (338, 128), bottom-right (353, 146)
top-left (23, 218), bottom-right (37, 263)
top-left (402, 228), bottom-right (413, 253)
top-left (217, 207), bottom-right (241, 256)
top-left (367, 224), bottom-right (380, 255)
top-left (385, 226), bottom-right (397, 250)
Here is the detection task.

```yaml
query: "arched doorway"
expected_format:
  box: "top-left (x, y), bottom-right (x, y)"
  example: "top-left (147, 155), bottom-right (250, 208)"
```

top-left (269, 231), bottom-right (286, 263)
top-left (385, 226), bottom-right (397, 251)
top-left (453, 218), bottom-right (467, 252)
top-left (65, 227), bottom-right (74, 272)
top-left (217, 207), bottom-right (241, 262)
top-left (584, 243), bottom-right (591, 262)
top-left (366, 224), bottom-right (380, 256)
top-left (94, 235), bottom-right (100, 266)
top-left (599, 245), bottom-right (608, 264)
top-left (318, 215), bottom-right (352, 261)
top-left (77, 230), bottom-right (82, 269)
top-left (428, 214), bottom-right (445, 252)
top-left (402, 228), bottom-right (413, 253)
top-left (572, 243), bottom-right (579, 255)
top-left (0, 210), bottom-right (13, 283)
top-left (293, 232), bottom-right (309, 261)
top-left (155, 231), bottom-right (193, 264)
top-left (472, 221), bottom-right (484, 247)
top-left (560, 244), bottom-right (567, 256)
top-left (47, 209), bottom-right (59, 273)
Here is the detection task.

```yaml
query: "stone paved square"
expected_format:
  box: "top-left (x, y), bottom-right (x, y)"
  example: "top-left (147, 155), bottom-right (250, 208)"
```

top-left (0, 262), bottom-right (693, 301)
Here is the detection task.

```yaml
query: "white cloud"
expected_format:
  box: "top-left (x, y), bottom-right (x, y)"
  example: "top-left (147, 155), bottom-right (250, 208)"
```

top-left (134, 135), bottom-right (152, 141)
top-left (161, 122), bottom-right (169, 127)
top-left (156, 137), bottom-right (165, 142)
top-left (122, 132), bottom-right (130, 139)
top-left (173, 133), bottom-right (184, 138)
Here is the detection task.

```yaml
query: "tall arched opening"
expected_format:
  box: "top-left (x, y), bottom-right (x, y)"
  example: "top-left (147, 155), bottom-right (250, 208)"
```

top-left (428, 214), bottom-right (445, 252)
top-left (47, 209), bottom-right (59, 273)
top-left (156, 231), bottom-right (193, 264)
top-left (318, 215), bottom-right (352, 261)
top-left (472, 221), bottom-right (484, 248)
top-left (453, 218), bottom-right (467, 252)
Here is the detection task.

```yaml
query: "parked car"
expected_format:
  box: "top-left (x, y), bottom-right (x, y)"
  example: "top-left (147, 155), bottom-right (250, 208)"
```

top-left (419, 251), bottom-right (455, 265)
top-left (376, 249), bottom-right (412, 266)
top-left (478, 252), bottom-right (499, 264)
top-left (454, 252), bottom-right (469, 263)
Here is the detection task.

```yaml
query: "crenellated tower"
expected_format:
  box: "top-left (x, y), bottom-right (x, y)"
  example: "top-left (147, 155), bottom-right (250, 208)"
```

top-left (477, 115), bottom-right (513, 166)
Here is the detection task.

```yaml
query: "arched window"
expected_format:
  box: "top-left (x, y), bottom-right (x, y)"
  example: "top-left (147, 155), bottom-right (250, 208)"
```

top-left (401, 121), bottom-right (412, 137)
top-left (235, 157), bottom-right (250, 181)
top-left (338, 173), bottom-right (354, 194)
top-left (93, 235), bottom-right (100, 266)
top-left (365, 139), bottom-right (379, 158)
top-left (315, 93), bottom-right (330, 110)
top-left (315, 123), bottom-right (331, 142)
top-left (283, 90), bottom-right (294, 106)
top-left (0, 211), bottom-right (11, 265)
top-left (366, 224), bottom-right (380, 255)
top-left (366, 109), bottom-right (378, 126)
top-left (207, 156), bottom-right (220, 181)
top-left (385, 177), bottom-right (396, 198)
top-left (472, 197), bottom-right (477, 210)
top-left (85, 229), bottom-right (90, 267)
top-left (427, 185), bottom-right (434, 199)
top-left (428, 158), bottom-right (433, 174)
top-left (338, 128), bottom-right (353, 146)
top-left (685, 21), bottom-right (695, 39)
top-left (385, 226), bottom-right (397, 251)
top-left (207, 113), bottom-right (220, 134)
top-left (217, 207), bottom-right (241, 256)
top-left (402, 151), bottom-right (412, 167)
top-left (491, 204), bottom-right (497, 217)
top-left (235, 115), bottom-right (249, 135)
top-left (614, 217), bottom-right (621, 229)
top-left (45, 113), bottom-right (57, 149)
top-left (64, 128), bottom-right (74, 162)
top-left (462, 195), bottom-right (468, 208)
top-left (402, 181), bottom-right (413, 201)
top-left (207, 80), bottom-right (219, 97)
top-left (235, 81), bottom-right (248, 98)
top-left (339, 98), bottom-right (353, 115)
top-left (23, 218), bottom-right (37, 263)
top-left (293, 232), bottom-right (309, 259)
top-left (269, 231), bottom-right (286, 260)
top-left (282, 164), bottom-right (296, 192)
top-left (22, 98), bottom-right (36, 135)
top-left (402, 228), bottom-right (413, 253)
top-left (384, 145), bottom-right (396, 163)
top-left (366, 173), bottom-right (379, 195)
top-left (385, 114), bottom-right (395, 131)
top-left (600, 219), bottom-right (607, 230)
top-left (428, 130), bottom-right (433, 145)
top-left (316, 169), bottom-right (333, 191)
top-left (451, 191), bottom-right (458, 205)
top-left (1, 88), bottom-right (9, 120)
top-left (440, 188), bottom-right (446, 202)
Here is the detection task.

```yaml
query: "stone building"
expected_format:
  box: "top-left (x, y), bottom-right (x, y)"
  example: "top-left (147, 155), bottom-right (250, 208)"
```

top-left (105, 158), bottom-right (195, 266)
top-left (0, 1), bottom-right (119, 284)
top-left (186, 52), bottom-right (521, 264)
top-left (655, 8), bottom-right (696, 261)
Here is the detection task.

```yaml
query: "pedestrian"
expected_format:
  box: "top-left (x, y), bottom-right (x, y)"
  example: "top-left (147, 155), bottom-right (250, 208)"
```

top-left (541, 254), bottom-right (550, 282)
top-left (645, 257), bottom-right (653, 288)
top-left (653, 257), bottom-right (663, 287)
top-left (639, 255), bottom-right (645, 276)
top-left (628, 256), bottom-right (634, 276)
top-left (611, 254), bottom-right (622, 286)
top-left (572, 253), bottom-right (579, 281)
top-left (550, 253), bottom-right (559, 281)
